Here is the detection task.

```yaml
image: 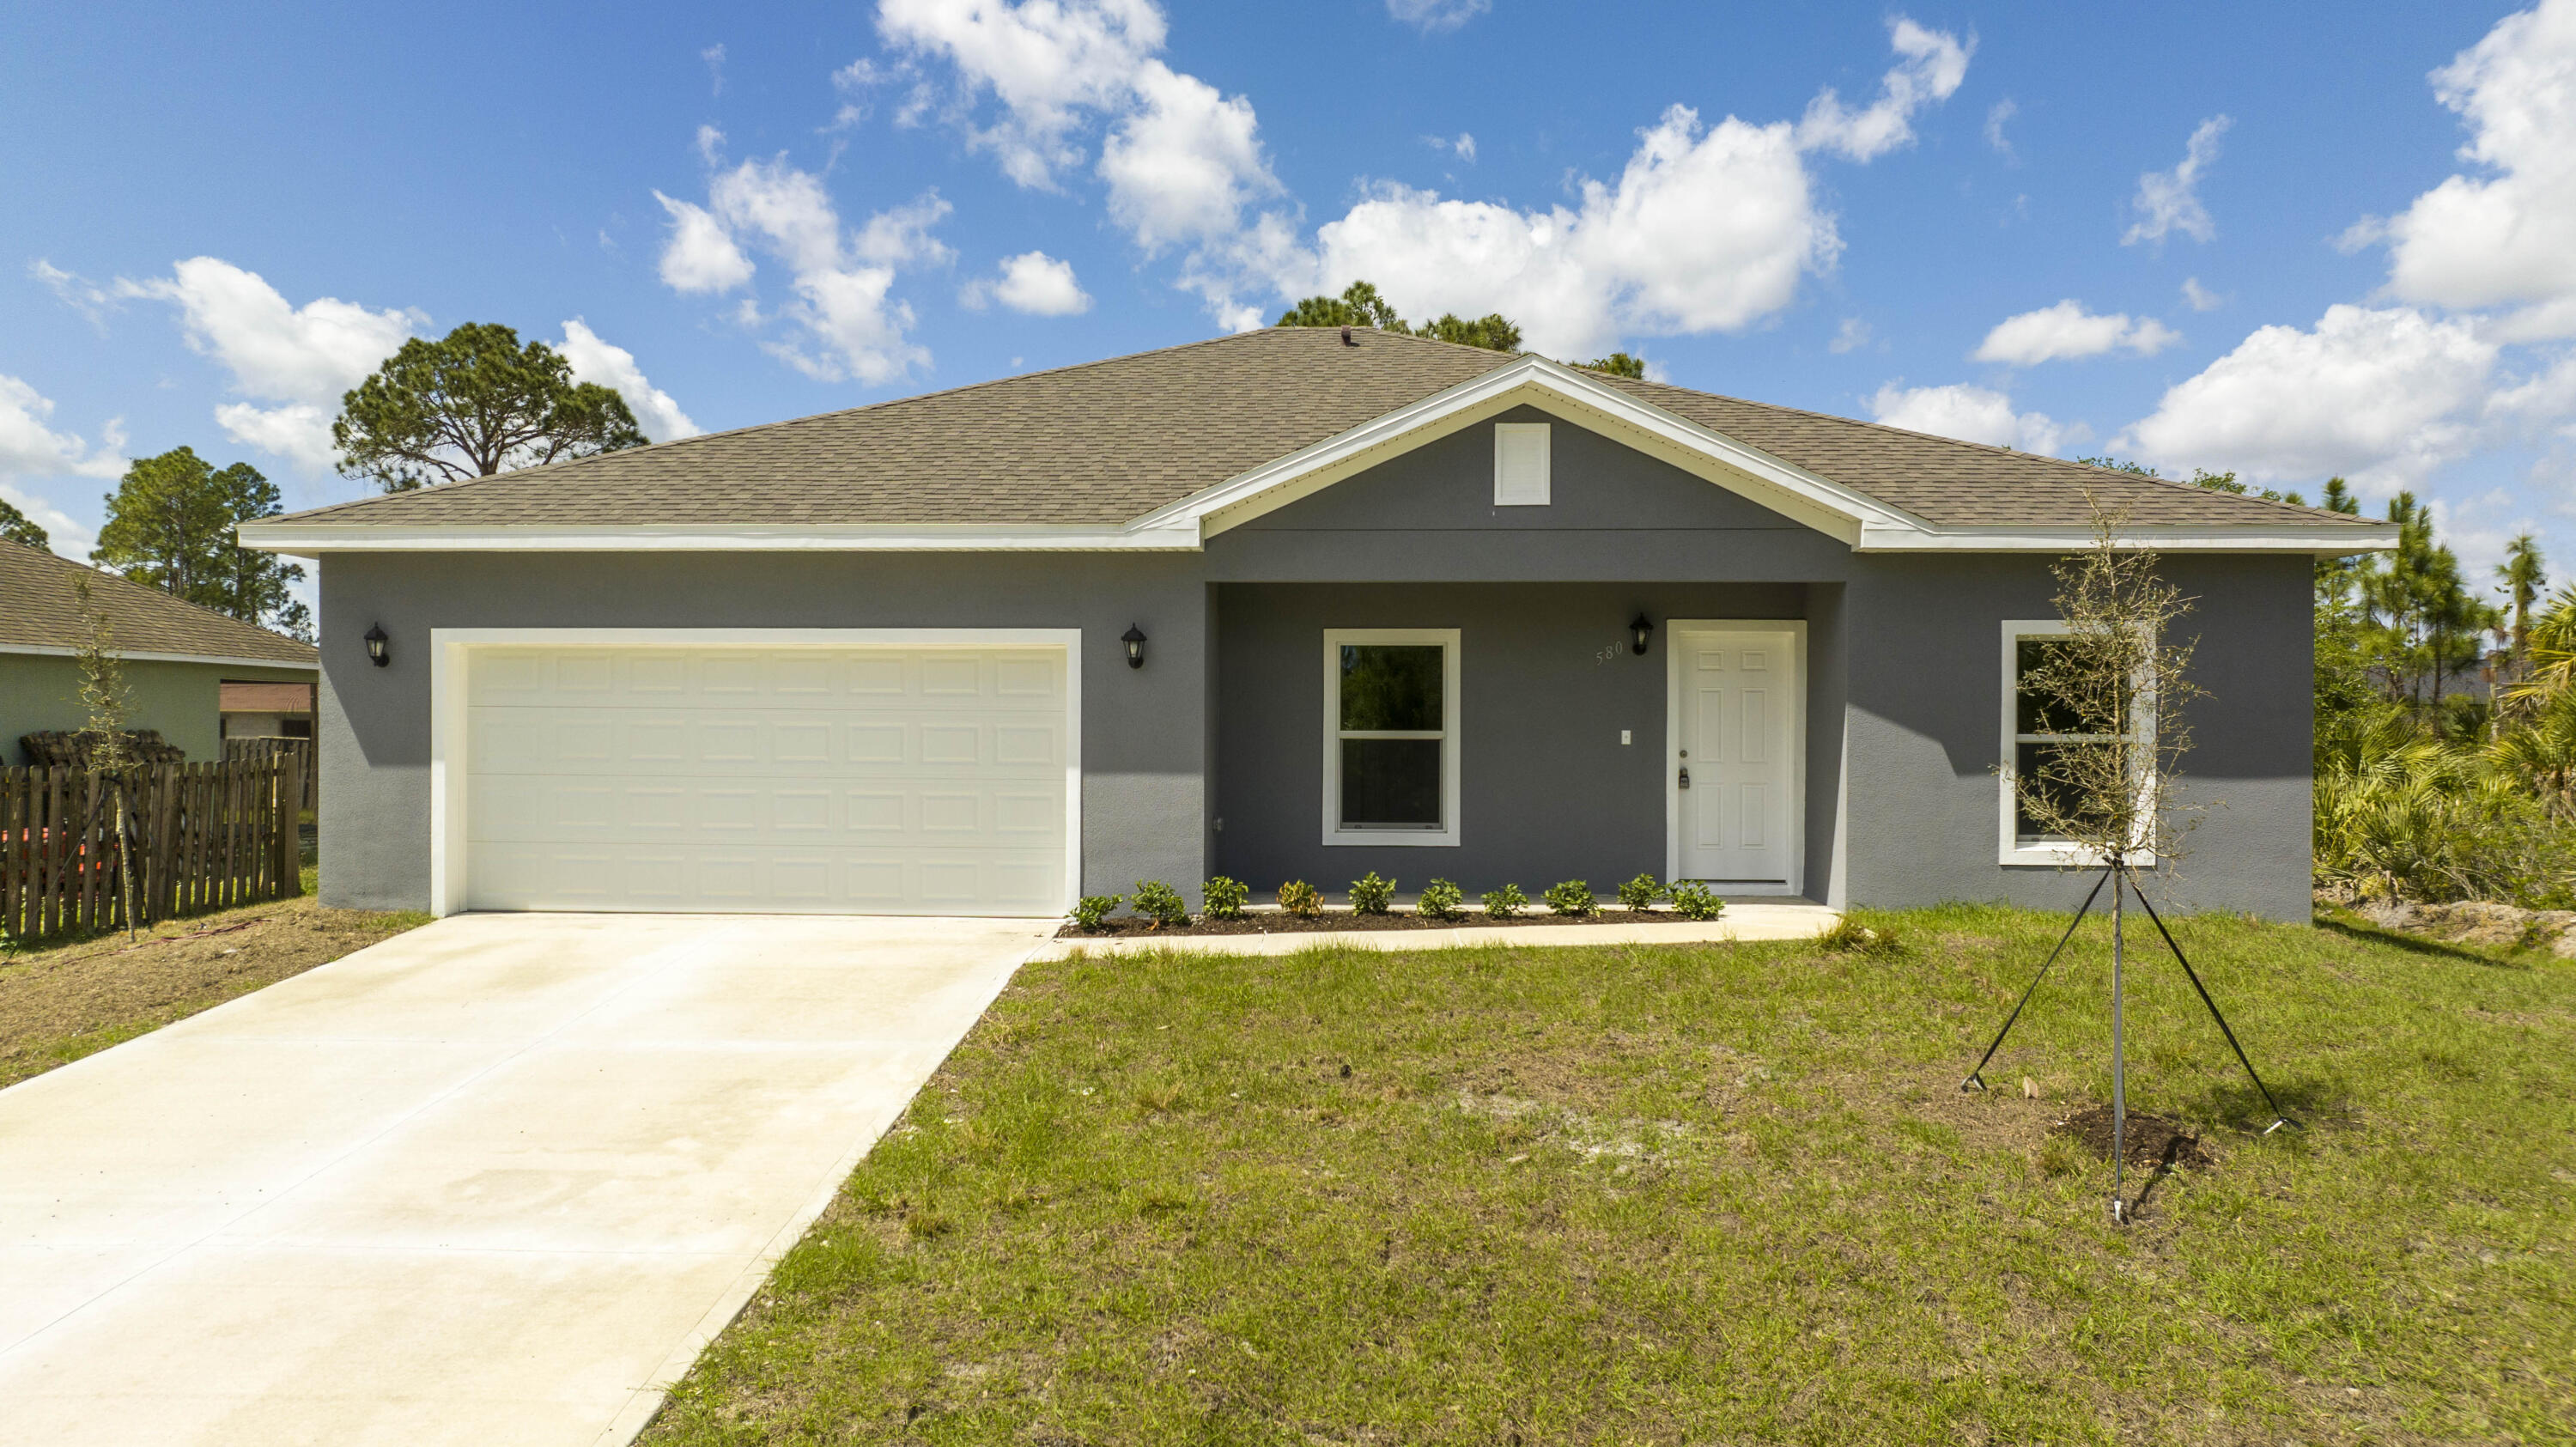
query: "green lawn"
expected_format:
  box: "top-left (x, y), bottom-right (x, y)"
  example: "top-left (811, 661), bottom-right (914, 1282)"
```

top-left (645, 905), bottom-right (2574, 1445)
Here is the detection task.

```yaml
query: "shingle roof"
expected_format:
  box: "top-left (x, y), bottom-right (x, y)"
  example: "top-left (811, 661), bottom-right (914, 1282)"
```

top-left (0, 540), bottom-right (318, 666)
top-left (268, 326), bottom-right (2379, 535)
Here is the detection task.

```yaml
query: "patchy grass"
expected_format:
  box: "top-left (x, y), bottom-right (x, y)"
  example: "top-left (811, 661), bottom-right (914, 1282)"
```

top-left (0, 869), bottom-right (429, 1087)
top-left (645, 904), bottom-right (2575, 1445)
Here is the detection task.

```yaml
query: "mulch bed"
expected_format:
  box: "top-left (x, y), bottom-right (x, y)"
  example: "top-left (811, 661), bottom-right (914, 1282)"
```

top-left (1058, 908), bottom-right (1707, 939)
top-left (2049, 1103), bottom-right (2212, 1172)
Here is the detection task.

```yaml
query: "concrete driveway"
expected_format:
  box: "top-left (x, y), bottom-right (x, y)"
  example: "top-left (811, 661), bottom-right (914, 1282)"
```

top-left (0, 911), bottom-right (1049, 1446)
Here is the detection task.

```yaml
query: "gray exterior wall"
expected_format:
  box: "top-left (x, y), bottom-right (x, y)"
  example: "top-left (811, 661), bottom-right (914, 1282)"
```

top-left (314, 552), bottom-right (1209, 911)
top-left (310, 403), bottom-right (2316, 920)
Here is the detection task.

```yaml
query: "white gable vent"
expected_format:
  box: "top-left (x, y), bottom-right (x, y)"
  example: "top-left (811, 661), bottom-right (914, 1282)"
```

top-left (1492, 422), bottom-right (1551, 507)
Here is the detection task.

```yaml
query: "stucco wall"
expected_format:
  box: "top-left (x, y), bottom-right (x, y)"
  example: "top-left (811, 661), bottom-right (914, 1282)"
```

top-left (313, 552), bottom-right (1210, 911)
top-left (1, 652), bottom-right (313, 765)
top-left (1840, 553), bottom-right (2314, 919)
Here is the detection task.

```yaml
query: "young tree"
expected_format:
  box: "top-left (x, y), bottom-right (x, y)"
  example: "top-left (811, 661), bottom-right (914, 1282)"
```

top-left (70, 578), bottom-right (142, 940)
top-left (0, 496), bottom-right (48, 550)
top-left (332, 322), bottom-right (647, 492)
top-left (91, 447), bottom-right (312, 639)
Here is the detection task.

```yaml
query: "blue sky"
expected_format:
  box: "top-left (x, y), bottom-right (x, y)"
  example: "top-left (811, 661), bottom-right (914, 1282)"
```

top-left (6, 0), bottom-right (2567, 589)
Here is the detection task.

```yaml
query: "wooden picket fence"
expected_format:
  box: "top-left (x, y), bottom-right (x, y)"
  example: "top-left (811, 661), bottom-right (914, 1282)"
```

top-left (223, 737), bottom-right (319, 812)
top-left (0, 754), bottom-right (306, 943)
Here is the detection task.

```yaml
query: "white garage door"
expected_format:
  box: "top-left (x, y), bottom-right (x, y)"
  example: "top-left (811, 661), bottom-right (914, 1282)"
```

top-left (462, 645), bottom-right (1071, 915)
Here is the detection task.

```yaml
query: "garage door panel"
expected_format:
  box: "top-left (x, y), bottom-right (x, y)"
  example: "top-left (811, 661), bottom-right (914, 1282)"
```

top-left (466, 842), bottom-right (1065, 914)
top-left (464, 645), bottom-right (1069, 915)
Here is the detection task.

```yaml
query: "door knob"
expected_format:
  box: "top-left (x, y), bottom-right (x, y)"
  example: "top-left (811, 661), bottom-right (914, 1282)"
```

top-left (1678, 766), bottom-right (1691, 789)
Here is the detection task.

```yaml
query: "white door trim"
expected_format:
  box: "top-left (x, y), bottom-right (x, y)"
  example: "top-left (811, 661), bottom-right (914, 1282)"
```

top-left (427, 627), bottom-right (1083, 918)
top-left (1663, 620), bottom-right (1807, 897)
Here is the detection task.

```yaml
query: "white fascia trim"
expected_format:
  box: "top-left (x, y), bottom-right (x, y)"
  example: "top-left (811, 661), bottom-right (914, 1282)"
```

top-left (237, 522), bottom-right (1203, 558)
top-left (1861, 521), bottom-right (2401, 555)
top-left (425, 626), bottom-right (1084, 919)
top-left (0, 642), bottom-right (317, 670)
top-left (1138, 355), bottom-right (1912, 545)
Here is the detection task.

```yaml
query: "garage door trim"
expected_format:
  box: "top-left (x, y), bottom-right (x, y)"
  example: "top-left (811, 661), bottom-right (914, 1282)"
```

top-left (428, 628), bottom-right (1083, 918)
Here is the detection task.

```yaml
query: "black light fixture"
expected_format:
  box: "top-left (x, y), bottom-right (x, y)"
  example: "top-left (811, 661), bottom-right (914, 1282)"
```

top-left (1121, 623), bottom-right (1148, 669)
top-left (1630, 612), bottom-right (1654, 656)
top-left (364, 623), bottom-right (391, 668)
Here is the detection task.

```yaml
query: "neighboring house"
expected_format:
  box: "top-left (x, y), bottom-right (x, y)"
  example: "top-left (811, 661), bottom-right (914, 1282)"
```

top-left (241, 329), bottom-right (2391, 921)
top-left (220, 680), bottom-right (318, 742)
top-left (0, 538), bottom-right (319, 766)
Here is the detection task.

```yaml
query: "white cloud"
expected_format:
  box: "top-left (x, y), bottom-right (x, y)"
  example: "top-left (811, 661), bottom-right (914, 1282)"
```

top-left (0, 374), bottom-right (125, 483)
top-left (558, 319), bottom-right (701, 441)
top-left (31, 260), bottom-right (113, 329)
top-left (876, 0), bottom-right (1168, 189)
top-left (1971, 301), bottom-right (2181, 366)
top-left (1793, 18), bottom-right (1972, 163)
top-left (658, 156), bottom-right (951, 384)
top-left (1422, 131), bottom-right (1476, 162)
top-left (654, 191), bottom-right (758, 293)
top-left (1868, 380), bottom-right (2079, 454)
top-left (2180, 277), bottom-right (2225, 312)
top-left (702, 42), bottom-right (726, 96)
top-left (1984, 99), bottom-right (2017, 161)
top-left (960, 250), bottom-right (1093, 314)
top-left (2123, 115), bottom-right (2231, 246)
top-left (115, 257), bottom-right (417, 470)
top-left (864, 3), bottom-right (1965, 339)
top-left (0, 374), bottom-right (125, 557)
top-left (1829, 317), bottom-right (1873, 354)
top-left (2373, 0), bottom-right (2576, 333)
top-left (1097, 59), bottom-right (1280, 253)
top-left (2117, 305), bottom-right (2496, 487)
top-left (1386, 0), bottom-right (1488, 33)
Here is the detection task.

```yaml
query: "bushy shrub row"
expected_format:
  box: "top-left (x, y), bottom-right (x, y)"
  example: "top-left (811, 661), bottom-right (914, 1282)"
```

top-left (1068, 872), bottom-right (1727, 929)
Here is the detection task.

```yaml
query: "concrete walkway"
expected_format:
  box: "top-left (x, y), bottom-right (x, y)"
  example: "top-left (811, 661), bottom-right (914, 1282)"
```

top-left (0, 912), bottom-right (1049, 1447)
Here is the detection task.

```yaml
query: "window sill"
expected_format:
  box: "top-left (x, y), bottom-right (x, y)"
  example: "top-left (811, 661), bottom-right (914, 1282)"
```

top-left (1324, 829), bottom-right (1461, 848)
top-left (2000, 843), bottom-right (2156, 868)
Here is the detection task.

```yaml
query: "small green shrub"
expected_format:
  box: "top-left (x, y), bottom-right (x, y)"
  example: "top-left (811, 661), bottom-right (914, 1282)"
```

top-left (1201, 875), bottom-right (1249, 920)
top-left (1483, 883), bottom-right (1528, 918)
top-left (1818, 916), bottom-right (1901, 956)
top-left (1132, 879), bottom-right (1189, 929)
top-left (1418, 878), bottom-right (1467, 920)
top-left (1543, 879), bottom-right (1598, 916)
top-left (1617, 872), bottom-right (1662, 909)
top-left (1070, 894), bottom-right (1123, 931)
top-left (1277, 879), bottom-right (1321, 916)
top-left (1350, 871), bottom-right (1396, 915)
top-left (1666, 881), bottom-right (1723, 921)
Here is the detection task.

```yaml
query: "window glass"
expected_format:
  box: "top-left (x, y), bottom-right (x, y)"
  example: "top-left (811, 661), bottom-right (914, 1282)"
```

top-left (1340, 739), bottom-right (1443, 826)
top-left (1339, 645), bottom-right (1443, 732)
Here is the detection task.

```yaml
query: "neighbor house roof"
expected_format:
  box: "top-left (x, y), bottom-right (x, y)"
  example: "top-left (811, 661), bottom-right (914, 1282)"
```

top-left (243, 326), bottom-right (2390, 550)
top-left (0, 539), bottom-right (318, 668)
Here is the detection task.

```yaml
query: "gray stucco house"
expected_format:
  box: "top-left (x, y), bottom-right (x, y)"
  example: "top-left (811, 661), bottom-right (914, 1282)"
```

top-left (241, 328), bottom-right (2391, 921)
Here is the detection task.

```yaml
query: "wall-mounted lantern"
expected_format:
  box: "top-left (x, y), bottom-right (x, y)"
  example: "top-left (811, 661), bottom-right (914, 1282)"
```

top-left (364, 623), bottom-right (391, 668)
top-left (1121, 623), bottom-right (1148, 670)
top-left (1630, 612), bottom-right (1654, 656)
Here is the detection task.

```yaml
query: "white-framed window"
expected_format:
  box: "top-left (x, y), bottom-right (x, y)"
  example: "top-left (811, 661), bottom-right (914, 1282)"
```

top-left (1999, 619), bottom-right (2154, 866)
top-left (1492, 423), bottom-right (1551, 506)
top-left (1322, 629), bottom-right (1461, 847)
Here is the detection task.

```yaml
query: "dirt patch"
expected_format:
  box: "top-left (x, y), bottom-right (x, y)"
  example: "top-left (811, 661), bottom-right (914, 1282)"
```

top-left (1061, 907), bottom-right (1705, 939)
top-left (2049, 1104), bottom-right (2211, 1172)
top-left (0, 894), bottom-right (428, 1086)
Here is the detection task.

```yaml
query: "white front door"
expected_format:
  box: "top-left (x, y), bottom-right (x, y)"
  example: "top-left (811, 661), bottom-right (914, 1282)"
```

top-left (459, 644), bottom-right (1071, 915)
top-left (1673, 625), bottom-right (1799, 887)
